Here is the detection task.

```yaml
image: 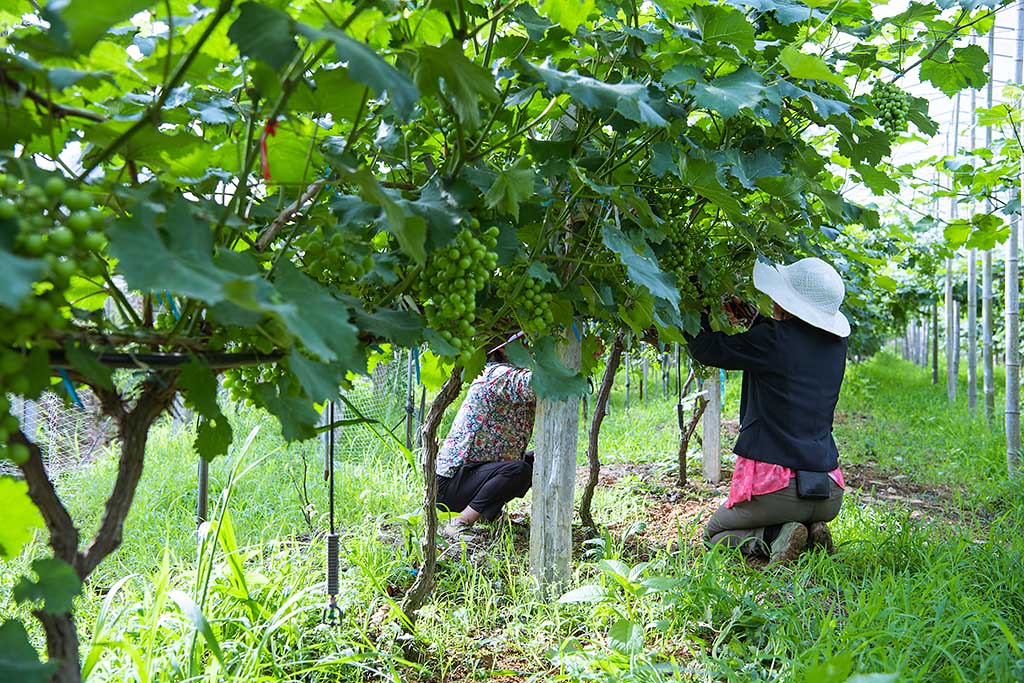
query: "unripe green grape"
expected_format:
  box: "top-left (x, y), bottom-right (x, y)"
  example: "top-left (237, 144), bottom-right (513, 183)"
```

top-left (50, 226), bottom-right (75, 250)
top-left (66, 211), bottom-right (93, 233)
top-left (44, 177), bottom-right (67, 198)
top-left (82, 232), bottom-right (106, 252)
top-left (62, 189), bottom-right (91, 211)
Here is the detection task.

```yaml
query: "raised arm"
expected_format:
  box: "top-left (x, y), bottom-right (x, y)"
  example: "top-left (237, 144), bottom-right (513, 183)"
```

top-left (685, 314), bottom-right (778, 372)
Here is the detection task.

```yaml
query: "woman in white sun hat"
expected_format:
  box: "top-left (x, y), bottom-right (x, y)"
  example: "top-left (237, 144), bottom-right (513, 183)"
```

top-left (685, 257), bottom-right (849, 564)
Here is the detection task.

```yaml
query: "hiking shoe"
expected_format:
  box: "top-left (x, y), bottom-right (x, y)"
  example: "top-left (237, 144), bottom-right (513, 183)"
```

top-left (769, 522), bottom-right (808, 564)
top-left (807, 521), bottom-right (835, 555)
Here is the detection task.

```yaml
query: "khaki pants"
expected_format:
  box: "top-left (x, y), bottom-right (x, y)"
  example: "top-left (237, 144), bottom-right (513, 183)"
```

top-left (704, 479), bottom-right (843, 557)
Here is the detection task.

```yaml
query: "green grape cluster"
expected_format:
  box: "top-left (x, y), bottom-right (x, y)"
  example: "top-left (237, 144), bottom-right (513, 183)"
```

top-left (659, 220), bottom-right (694, 281)
top-left (498, 273), bottom-right (554, 336)
top-left (871, 81), bottom-right (910, 136)
top-left (222, 363), bottom-right (285, 405)
top-left (419, 225), bottom-right (499, 357)
top-left (0, 172), bottom-right (109, 464)
top-left (298, 227), bottom-right (374, 284)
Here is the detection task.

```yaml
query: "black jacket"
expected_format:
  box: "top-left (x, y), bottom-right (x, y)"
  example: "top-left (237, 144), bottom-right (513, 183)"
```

top-left (685, 314), bottom-right (847, 472)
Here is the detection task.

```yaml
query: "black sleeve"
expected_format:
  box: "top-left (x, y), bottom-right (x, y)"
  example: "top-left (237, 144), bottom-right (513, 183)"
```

top-left (684, 314), bottom-right (777, 372)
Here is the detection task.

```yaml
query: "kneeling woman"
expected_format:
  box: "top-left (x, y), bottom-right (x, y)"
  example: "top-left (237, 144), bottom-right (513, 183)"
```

top-left (686, 257), bottom-right (848, 563)
top-left (437, 339), bottom-right (535, 540)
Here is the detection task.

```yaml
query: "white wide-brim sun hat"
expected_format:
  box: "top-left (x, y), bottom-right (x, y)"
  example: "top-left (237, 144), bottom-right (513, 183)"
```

top-left (752, 257), bottom-right (851, 338)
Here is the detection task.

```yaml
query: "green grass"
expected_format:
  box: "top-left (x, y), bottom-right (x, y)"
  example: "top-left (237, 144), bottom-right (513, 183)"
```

top-left (3, 352), bottom-right (1023, 682)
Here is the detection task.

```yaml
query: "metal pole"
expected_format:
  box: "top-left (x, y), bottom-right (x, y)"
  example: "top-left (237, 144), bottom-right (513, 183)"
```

top-left (981, 20), bottom-right (997, 420)
top-left (624, 351), bottom-right (631, 411)
top-left (1007, 0), bottom-right (1024, 475)
top-left (197, 416), bottom-right (209, 526)
top-left (642, 356), bottom-right (649, 407)
top-left (405, 349), bottom-right (415, 450)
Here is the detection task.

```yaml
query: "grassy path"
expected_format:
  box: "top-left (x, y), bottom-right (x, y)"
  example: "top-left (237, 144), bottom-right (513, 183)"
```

top-left (2, 353), bottom-right (1022, 681)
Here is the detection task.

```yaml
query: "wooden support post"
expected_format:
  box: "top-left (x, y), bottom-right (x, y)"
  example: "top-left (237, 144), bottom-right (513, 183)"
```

top-left (702, 372), bottom-right (721, 484)
top-left (530, 332), bottom-right (582, 598)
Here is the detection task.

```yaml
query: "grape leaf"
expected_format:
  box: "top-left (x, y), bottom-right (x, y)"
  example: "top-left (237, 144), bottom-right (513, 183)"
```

top-left (505, 336), bottom-right (587, 401)
top-left (513, 3), bottom-right (553, 41)
top-left (107, 199), bottom-right (236, 306)
top-left (414, 40), bottom-right (499, 130)
top-left (601, 224), bottom-right (680, 308)
top-left (528, 61), bottom-right (664, 123)
top-left (195, 417), bottom-right (232, 461)
top-left (335, 164), bottom-right (427, 264)
top-left (693, 5), bottom-right (755, 53)
top-left (0, 620), bottom-right (54, 683)
top-left (853, 163), bottom-right (899, 196)
top-left (0, 250), bottom-right (45, 310)
top-left (299, 24), bottom-right (419, 120)
top-left (713, 148), bottom-right (784, 189)
top-left (254, 384), bottom-right (320, 442)
top-left (485, 165), bottom-right (535, 219)
top-left (42, 0), bottom-right (154, 55)
top-left (227, 3), bottom-right (299, 72)
top-left (724, 0), bottom-right (824, 24)
top-left (779, 46), bottom-right (846, 87)
top-left (13, 558), bottom-right (82, 614)
top-left (0, 478), bottom-right (44, 560)
top-left (541, 0), bottom-right (595, 35)
top-left (692, 67), bottom-right (765, 118)
top-left (271, 263), bottom-right (361, 366)
top-left (288, 350), bottom-right (343, 403)
top-left (352, 307), bottom-right (424, 347)
top-left (678, 154), bottom-right (744, 219)
top-left (920, 44), bottom-right (988, 96)
top-left (178, 360), bottom-right (232, 460)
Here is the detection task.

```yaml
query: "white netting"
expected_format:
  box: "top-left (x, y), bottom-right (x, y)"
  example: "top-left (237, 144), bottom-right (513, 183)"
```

top-left (324, 354), bottom-right (417, 457)
top-left (2, 354), bottom-right (418, 478)
top-left (4, 390), bottom-right (114, 476)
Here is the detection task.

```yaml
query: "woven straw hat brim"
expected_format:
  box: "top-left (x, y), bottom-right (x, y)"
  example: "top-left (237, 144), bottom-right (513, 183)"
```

top-left (753, 261), bottom-right (851, 338)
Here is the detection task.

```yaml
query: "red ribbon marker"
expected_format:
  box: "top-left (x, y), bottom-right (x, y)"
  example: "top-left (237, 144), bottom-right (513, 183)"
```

top-left (259, 118), bottom-right (278, 181)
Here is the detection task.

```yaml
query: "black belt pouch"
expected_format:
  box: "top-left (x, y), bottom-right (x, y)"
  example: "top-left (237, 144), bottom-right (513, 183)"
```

top-left (795, 470), bottom-right (832, 500)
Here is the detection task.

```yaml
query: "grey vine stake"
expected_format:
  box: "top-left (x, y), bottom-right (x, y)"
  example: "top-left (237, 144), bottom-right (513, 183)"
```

top-left (1008, 0), bottom-right (1023, 476)
top-left (530, 332), bottom-right (582, 598)
top-left (702, 372), bottom-right (721, 484)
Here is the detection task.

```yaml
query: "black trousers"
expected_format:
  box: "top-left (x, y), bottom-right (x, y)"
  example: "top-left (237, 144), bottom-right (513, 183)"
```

top-left (437, 459), bottom-right (532, 521)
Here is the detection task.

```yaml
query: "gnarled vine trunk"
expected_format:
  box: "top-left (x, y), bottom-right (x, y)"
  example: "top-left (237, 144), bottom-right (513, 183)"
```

top-left (17, 375), bottom-right (178, 683)
top-left (579, 334), bottom-right (623, 531)
top-left (400, 369), bottom-right (462, 627)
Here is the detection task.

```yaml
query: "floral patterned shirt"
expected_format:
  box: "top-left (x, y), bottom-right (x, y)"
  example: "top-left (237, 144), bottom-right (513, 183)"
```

top-left (436, 363), bottom-right (536, 478)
